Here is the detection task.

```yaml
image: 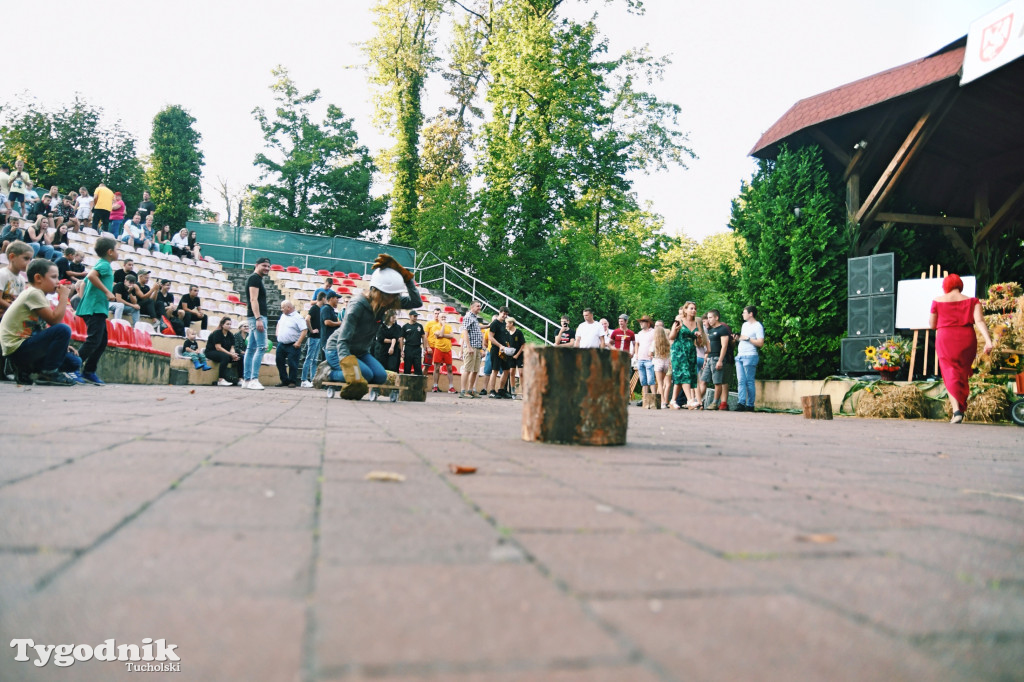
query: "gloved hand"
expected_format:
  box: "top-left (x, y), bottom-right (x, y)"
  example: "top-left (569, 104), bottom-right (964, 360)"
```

top-left (373, 253), bottom-right (413, 282)
top-left (339, 355), bottom-right (369, 400)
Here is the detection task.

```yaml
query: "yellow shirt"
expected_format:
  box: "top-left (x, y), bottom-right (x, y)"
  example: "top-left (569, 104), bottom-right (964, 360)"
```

top-left (424, 320), bottom-right (441, 349)
top-left (93, 185), bottom-right (115, 211)
top-left (432, 324), bottom-right (453, 353)
top-left (0, 287), bottom-right (48, 355)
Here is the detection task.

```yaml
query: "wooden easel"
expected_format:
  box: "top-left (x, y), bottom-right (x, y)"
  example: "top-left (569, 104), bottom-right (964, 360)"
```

top-left (908, 264), bottom-right (947, 380)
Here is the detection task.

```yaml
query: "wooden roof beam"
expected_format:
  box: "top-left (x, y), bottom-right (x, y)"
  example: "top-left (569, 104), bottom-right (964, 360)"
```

top-left (975, 179), bottom-right (1024, 245)
top-left (855, 86), bottom-right (959, 229)
top-left (843, 113), bottom-right (897, 182)
top-left (874, 212), bottom-right (980, 228)
top-left (809, 129), bottom-right (850, 166)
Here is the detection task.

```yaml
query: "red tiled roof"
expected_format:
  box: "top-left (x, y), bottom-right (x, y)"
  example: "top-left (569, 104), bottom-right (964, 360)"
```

top-left (750, 45), bottom-right (965, 156)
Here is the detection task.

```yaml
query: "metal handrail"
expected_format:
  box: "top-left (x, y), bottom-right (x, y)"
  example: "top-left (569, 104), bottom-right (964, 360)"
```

top-left (197, 243), bottom-right (377, 276)
top-left (415, 251), bottom-right (559, 345)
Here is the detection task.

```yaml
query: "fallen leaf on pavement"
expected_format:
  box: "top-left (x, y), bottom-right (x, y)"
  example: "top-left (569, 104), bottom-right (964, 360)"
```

top-left (796, 533), bottom-right (837, 544)
top-left (189, 389), bottom-right (195, 394)
top-left (365, 471), bottom-right (406, 483)
top-left (449, 464), bottom-right (477, 475)
top-left (156, 397), bottom-right (166, 401)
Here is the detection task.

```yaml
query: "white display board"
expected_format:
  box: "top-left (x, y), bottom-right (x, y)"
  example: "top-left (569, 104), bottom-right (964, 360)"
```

top-left (895, 277), bottom-right (977, 329)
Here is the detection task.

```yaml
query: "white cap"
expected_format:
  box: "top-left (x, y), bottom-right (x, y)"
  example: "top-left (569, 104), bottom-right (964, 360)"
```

top-left (369, 267), bottom-right (407, 295)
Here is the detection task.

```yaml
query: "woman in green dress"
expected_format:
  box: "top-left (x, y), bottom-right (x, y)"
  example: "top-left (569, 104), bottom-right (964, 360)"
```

top-left (668, 301), bottom-right (702, 409)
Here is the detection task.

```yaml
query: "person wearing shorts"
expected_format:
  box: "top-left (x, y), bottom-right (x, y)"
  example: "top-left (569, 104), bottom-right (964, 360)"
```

top-left (459, 300), bottom-right (484, 398)
top-left (698, 309), bottom-right (731, 411)
top-left (634, 315), bottom-right (656, 404)
top-left (430, 313), bottom-right (455, 393)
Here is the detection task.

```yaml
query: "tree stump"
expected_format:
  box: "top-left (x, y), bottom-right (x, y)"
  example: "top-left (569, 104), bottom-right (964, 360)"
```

top-left (521, 346), bottom-right (629, 446)
top-left (801, 395), bottom-right (833, 420)
top-left (642, 393), bottom-right (661, 409)
top-left (396, 374), bottom-right (427, 402)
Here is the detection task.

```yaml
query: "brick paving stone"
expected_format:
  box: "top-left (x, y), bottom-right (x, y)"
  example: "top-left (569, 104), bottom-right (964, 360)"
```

top-left (0, 552), bottom-right (70, 607)
top-left (328, 666), bottom-right (665, 682)
top-left (646, 512), bottom-right (854, 558)
top-left (754, 555), bottom-right (1024, 636)
top-left (590, 594), bottom-right (962, 682)
top-left (516, 531), bottom-right (768, 596)
top-left (214, 436), bottom-right (323, 467)
top-left (471, 495), bottom-right (649, 532)
top-left (314, 564), bottom-right (622, 674)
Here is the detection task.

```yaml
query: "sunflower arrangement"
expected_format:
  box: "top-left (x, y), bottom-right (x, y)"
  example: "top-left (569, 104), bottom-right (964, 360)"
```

top-left (864, 336), bottom-right (912, 371)
top-left (975, 283), bottom-right (1022, 379)
top-left (985, 282), bottom-right (1023, 314)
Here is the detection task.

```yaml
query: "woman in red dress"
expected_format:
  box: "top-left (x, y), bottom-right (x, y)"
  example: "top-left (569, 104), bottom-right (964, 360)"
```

top-left (929, 274), bottom-right (994, 423)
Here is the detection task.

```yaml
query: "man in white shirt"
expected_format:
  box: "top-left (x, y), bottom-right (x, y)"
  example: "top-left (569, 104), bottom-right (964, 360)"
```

top-left (634, 315), bottom-right (656, 403)
top-left (119, 213), bottom-right (145, 247)
top-left (574, 308), bottom-right (606, 349)
top-left (274, 300), bottom-right (307, 387)
top-left (171, 228), bottom-right (190, 257)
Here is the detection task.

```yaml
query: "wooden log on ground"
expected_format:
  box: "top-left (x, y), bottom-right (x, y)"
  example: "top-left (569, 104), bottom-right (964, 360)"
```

top-left (522, 346), bottom-right (629, 446)
top-left (801, 395), bottom-right (833, 420)
top-left (396, 373), bottom-right (427, 402)
top-left (642, 393), bottom-right (661, 410)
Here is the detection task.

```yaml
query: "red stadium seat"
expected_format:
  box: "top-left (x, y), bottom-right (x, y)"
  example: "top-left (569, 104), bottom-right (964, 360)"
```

top-left (421, 295), bottom-right (430, 302)
top-left (270, 264), bottom-right (285, 272)
top-left (333, 271), bottom-right (346, 278)
top-left (342, 279), bottom-right (356, 286)
top-left (317, 269), bottom-right (330, 276)
top-left (106, 320), bottom-right (119, 348)
top-left (226, 294), bottom-right (240, 303)
top-left (286, 266), bottom-right (301, 273)
top-left (444, 306), bottom-right (457, 313)
top-left (336, 286), bottom-right (352, 295)
top-left (348, 273), bottom-right (361, 280)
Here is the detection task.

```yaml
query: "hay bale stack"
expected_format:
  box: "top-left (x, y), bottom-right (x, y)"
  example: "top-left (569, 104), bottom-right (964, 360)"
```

top-left (944, 386), bottom-right (1010, 423)
top-left (855, 384), bottom-right (929, 419)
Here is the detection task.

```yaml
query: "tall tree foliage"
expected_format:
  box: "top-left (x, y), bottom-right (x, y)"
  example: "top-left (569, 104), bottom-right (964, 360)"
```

top-left (365, 0), bottom-right (443, 245)
top-left (730, 145), bottom-right (846, 379)
top-left (249, 67), bottom-right (386, 238)
top-left (147, 105), bottom-right (205, 230)
top-left (0, 97), bottom-right (145, 210)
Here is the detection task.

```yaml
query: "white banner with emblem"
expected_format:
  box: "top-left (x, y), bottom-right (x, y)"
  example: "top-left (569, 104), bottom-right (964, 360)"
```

top-left (962, 0), bottom-right (1024, 85)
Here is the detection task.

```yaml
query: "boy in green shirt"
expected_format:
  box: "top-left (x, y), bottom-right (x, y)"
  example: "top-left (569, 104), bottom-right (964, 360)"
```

top-left (0, 258), bottom-right (76, 385)
top-left (76, 237), bottom-right (118, 385)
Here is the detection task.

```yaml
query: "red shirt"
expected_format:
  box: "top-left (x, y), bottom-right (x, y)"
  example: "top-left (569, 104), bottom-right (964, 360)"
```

top-left (610, 328), bottom-right (636, 353)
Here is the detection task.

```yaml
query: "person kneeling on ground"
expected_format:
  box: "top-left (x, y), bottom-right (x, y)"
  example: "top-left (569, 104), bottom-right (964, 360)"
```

top-left (315, 254), bottom-right (420, 399)
top-left (0, 258), bottom-right (80, 385)
top-left (182, 327), bottom-right (213, 371)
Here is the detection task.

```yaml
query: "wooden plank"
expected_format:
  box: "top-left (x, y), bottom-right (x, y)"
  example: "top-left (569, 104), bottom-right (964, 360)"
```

top-left (875, 212), bottom-right (979, 228)
top-left (859, 222), bottom-right (895, 255)
top-left (843, 114), bottom-right (897, 182)
top-left (856, 87), bottom-right (958, 228)
top-left (847, 174), bottom-right (860, 226)
top-left (809, 129), bottom-right (851, 166)
top-left (975, 179), bottom-right (1024, 245)
top-left (942, 225), bottom-right (975, 264)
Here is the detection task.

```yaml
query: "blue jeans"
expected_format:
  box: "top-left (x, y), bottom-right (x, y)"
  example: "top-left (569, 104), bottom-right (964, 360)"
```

top-left (735, 354), bottom-right (759, 407)
top-left (29, 243), bottom-right (55, 260)
top-left (637, 359), bottom-right (655, 386)
top-left (243, 315), bottom-right (267, 381)
top-left (109, 219), bottom-right (124, 238)
top-left (325, 348), bottom-right (387, 384)
top-left (301, 337), bottom-right (320, 382)
top-left (9, 324), bottom-right (71, 373)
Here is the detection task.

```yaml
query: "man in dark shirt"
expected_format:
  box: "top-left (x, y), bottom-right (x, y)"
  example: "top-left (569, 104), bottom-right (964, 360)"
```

top-left (401, 310), bottom-right (426, 374)
top-left (153, 279), bottom-right (182, 335)
top-left (113, 258), bottom-right (134, 285)
top-left (242, 257), bottom-right (272, 389)
top-left (486, 306), bottom-right (511, 398)
top-left (555, 316), bottom-right (574, 346)
top-left (179, 284), bottom-right (207, 330)
top-left (55, 247), bottom-right (78, 281)
top-left (113, 274), bottom-right (141, 327)
top-left (319, 291), bottom-right (341, 349)
top-left (698, 309), bottom-right (732, 411)
top-left (299, 293), bottom-right (325, 386)
top-left (137, 191), bottom-right (156, 223)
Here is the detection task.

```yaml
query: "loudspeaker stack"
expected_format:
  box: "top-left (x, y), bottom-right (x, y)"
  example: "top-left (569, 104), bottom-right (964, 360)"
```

top-left (841, 253), bottom-right (895, 373)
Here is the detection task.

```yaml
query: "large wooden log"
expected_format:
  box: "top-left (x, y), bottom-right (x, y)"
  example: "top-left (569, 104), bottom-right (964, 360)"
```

top-left (642, 393), bottom-right (661, 410)
top-left (521, 346), bottom-right (629, 446)
top-left (396, 373), bottom-right (427, 402)
top-left (801, 395), bottom-right (833, 420)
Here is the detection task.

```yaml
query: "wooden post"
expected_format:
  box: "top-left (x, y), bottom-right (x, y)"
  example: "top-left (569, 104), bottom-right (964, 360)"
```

top-left (642, 393), bottom-right (661, 410)
top-left (396, 374), bottom-right (427, 402)
top-left (521, 346), bottom-right (629, 446)
top-left (801, 395), bottom-right (833, 420)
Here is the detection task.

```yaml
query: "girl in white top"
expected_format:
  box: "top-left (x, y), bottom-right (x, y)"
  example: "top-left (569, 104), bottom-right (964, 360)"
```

top-left (75, 186), bottom-right (93, 222)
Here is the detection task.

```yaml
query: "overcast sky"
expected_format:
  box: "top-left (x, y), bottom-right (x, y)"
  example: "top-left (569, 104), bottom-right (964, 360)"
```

top-left (0, 0), bottom-right (1006, 241)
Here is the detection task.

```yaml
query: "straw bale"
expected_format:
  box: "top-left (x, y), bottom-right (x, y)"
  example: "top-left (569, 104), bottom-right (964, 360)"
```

top-left (945, 385), bottom-right (1010, 423)
top-left (855, 384), bottom-right (929, 419)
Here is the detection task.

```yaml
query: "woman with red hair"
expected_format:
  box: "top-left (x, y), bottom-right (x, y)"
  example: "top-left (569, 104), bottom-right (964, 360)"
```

top-left (929, 274), bottom-right (994, 423)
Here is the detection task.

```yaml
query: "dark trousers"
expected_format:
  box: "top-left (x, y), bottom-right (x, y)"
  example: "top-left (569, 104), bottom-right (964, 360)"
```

top-left (140, 299), bottom-right (166, 320)
top-left (79, 314), bottom-right (108, 373)
top-left (182, 310), bottom-right (207, 330)
top-left (206, 349), bottom-right (241, 382)
top-left (92, 208), bottom-right (111, 233)
top-left (9, 324), bottom-right (72, 373)
top-left (404, 347), bottom-right (423, 374)
top-left (275, 342), bottom-right (300, 385)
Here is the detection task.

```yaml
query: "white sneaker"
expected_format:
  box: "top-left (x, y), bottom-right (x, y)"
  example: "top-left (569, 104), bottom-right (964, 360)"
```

top-left (239, 379), bottom-right (249, 389)
top-left (300, 380), bottom-right (313, 388)
top-left (247, 380), bottom-right (265, 391)
top-left (218, 378), bottom-right (232, 386)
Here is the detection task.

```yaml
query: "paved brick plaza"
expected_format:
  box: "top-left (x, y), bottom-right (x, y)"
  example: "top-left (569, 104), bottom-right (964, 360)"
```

top-left (1, 382), bottom-right (1022, 681)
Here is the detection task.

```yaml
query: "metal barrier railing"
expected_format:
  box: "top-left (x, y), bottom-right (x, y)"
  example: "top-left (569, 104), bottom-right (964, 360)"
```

top-left (198, 243), bottom-right (377, 277)
top-left (415, 251), bottom-right (558, 345)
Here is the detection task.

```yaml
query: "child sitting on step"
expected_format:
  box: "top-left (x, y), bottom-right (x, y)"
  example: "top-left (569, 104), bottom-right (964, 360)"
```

top-left (182, 327), bottom-right (212, 371)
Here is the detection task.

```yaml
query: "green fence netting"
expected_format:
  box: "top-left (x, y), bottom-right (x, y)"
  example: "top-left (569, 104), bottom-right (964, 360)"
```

top-left (187, 222), bottom-right (415, 275)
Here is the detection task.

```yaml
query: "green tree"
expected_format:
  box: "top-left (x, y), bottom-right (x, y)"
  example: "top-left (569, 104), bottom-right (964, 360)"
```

top-left (651, 231), bottom-right (743, 324)
top-left (365, 0), bottom-right (443, 245)
top-left (0, 97), bottom-right (145, 210)
top-left (249, 66), bottom-right (387, 238)
top-left (147, 105), bottom-right (205, 230)
top-left (730, 145), bottom-right (846, 379)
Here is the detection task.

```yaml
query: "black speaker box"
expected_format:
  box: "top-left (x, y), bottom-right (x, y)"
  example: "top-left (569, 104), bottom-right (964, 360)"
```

top-left (847, 298), bottom-right (870, 336)
top-left (870, 253), bottom-right (894, 295)
top-left (841, 336), bottom-right (885, 373)
top-left (869, 294), bottom-right (895, 336)
top-left (848, 256), bottom-right (871, 297)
